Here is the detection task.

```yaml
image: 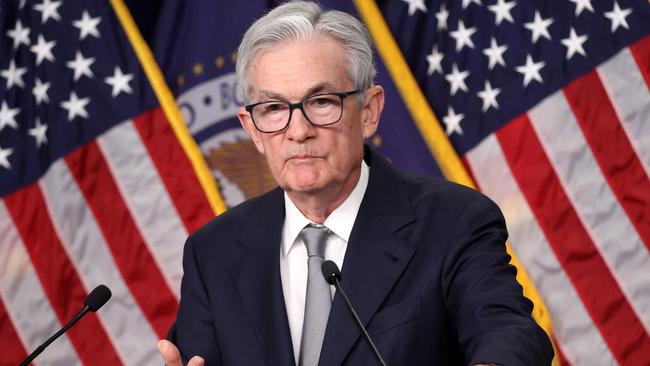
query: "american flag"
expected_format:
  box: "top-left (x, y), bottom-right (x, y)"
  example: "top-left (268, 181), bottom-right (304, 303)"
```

top-left (368, 0), bottom-right (650, 364)
top-left (0, 0), bottom-right (217, 364)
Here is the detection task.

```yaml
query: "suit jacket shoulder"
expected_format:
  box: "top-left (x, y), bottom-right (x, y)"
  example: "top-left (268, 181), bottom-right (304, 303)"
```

top-left (188, 187), bottom-right (284, 263)
top-left (323, 149), bottom-right (554, 366)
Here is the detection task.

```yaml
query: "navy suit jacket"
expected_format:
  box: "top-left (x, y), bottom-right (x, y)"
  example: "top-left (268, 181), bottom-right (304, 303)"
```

top-left (169, 149), bottom-right (553, 365)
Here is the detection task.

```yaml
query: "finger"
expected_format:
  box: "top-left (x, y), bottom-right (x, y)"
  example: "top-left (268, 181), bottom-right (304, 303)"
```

top-left (187, 355), bottom-right (205, 366)
top-left (158, 339), bottom-right (182, 366)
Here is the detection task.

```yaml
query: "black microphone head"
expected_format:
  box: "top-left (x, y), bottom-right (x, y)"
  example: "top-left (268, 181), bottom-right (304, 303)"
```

top-left (321, 260), bottom-right (341, 285)
top-left (84, 285), bottom-right (112, 312)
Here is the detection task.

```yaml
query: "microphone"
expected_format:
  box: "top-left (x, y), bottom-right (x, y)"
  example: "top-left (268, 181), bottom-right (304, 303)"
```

top-left (20, 285), bottom-right (112, 366)
top-left (321, 261), bottom-right (387, 366)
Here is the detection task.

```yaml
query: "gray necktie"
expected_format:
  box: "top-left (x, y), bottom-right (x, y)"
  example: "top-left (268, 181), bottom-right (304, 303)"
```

top-left (299, 224), bottom-right (332, 366)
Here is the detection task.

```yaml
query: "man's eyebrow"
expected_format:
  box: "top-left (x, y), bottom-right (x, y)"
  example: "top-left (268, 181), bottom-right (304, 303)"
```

top-left (257, 90), bottom-right (285, 100)
top-left (305, 82), bottom-right (335, 96)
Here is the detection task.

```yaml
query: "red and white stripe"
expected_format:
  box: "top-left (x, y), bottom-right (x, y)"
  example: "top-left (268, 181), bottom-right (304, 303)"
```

top-left (0, 108), bottom-right (215, 365)
top-left (467, 135), bottom-right (617, 366)
top-left (39, 159), bottom-right (159, 364)
top-left (0, 202), bottom-right (80, 365)
top-left (97, 120), bottom-right (189, 297)
top-left (465, 37), bottom-right (650, 366)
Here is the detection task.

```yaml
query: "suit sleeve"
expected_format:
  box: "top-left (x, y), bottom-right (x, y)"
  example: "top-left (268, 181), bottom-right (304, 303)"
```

top-left (442, 195), bottom-right (553, 366)
top-left (167, 234), bottom-right (223, 364)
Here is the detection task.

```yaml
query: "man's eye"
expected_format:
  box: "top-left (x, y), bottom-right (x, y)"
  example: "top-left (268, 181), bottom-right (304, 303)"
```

top-left (263, 103), bottom-right (287, 112)
top-left (316, 98), bottom-right (332, 104)
top-left (310, 97), bottom-right (337, 107)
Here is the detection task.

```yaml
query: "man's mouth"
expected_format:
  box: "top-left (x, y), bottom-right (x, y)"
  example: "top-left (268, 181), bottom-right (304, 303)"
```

top-left (290, 155), bottom-right (317, 160)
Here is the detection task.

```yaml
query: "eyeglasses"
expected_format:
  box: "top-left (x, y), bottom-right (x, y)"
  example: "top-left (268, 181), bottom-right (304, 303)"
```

top-left (245, 90), bottom-right (360, 133)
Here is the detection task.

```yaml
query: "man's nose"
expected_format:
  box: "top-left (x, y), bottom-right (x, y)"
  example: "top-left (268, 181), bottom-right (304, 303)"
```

top-left (285, 108), bottom-right (315, 141)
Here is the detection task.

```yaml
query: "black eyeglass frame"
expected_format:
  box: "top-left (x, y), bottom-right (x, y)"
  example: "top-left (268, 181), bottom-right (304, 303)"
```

top-left (244, 90), bottom-right (360, 133)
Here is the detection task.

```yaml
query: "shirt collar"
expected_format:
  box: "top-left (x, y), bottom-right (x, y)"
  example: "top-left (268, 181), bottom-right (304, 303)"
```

top-left (282, 160), bottom-right (369, 258)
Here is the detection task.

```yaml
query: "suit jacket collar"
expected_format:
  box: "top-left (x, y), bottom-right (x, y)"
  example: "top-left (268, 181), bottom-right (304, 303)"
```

top-left (318, 148), bottom-right (417, 366)
top-left (232, 187), bottom-right (296, 365)
top-left (231, 148), bottom-right (416, 365)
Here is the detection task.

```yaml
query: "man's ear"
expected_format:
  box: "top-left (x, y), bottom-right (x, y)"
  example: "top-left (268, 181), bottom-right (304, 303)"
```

top-left (237, 106), bottom-right (265, 154)
top-left (361, 85), bottom-right (384, 139)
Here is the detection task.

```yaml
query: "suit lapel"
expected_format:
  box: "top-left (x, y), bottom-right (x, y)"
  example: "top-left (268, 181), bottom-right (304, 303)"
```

top-left (319, 152), bottom-right (416, 366)
top-left (231, 188), bottom-right (295, 366)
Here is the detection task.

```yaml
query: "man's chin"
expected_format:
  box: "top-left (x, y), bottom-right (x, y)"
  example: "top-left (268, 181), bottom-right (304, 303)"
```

top-left (284, 181), bottom-right (325, 195)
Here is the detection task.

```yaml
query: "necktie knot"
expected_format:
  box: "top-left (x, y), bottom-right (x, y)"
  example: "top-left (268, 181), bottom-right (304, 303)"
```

top-left (301, 224), bottom-right (329, 258)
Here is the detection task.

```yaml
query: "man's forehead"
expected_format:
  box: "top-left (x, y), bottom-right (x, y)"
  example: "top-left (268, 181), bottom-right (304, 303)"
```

top-left (247, 37), bottom-right (351, 99)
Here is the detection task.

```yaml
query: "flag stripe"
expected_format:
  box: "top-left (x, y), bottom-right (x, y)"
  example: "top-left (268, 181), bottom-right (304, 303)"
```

top-left (629, 36), bottom-right (650, 96)
top-left (98, 118), bottom-right (187, 297)
top-left (563, 71), bottom-right (650, 251)
top-left (0, 295), bottom-right (27, 364)
top-left (0, 202), bottom-right (80, 365)
top-left (39, 159), bottom-right (162, 364)
top-left (2, 188), bottom-right (123, 365)
top-left (466, 135), bottom-right (617, 366)
top-left (64, 142), bottom-right (178, 338)
top-left (133, 108), bottom-right (216, 233)
top-left (598, 46), bottom-right (650, 182)
top-left (110, 0), bottom-right (228, 216)
top-left (529, 91), bottom-right (650, 333)
top-left (496, 116), bottom-right (650, 365)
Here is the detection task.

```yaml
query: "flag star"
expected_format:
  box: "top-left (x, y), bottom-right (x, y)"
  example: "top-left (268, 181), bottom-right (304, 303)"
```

top-left (524, 11), bottom-right (554, 43)
top-left (488, 0), bottom-right (516, 25)
top-left (604, 2), bottom-right (632, 32)
top-left (61, 91), bottom-right (91, 121)
top-left (1, 60), bottom-right (27, 89)
top-left (569, 0), bottom-right (594, 16)
top-left (426, 46), bottom-right (444, 76)
top-left (445, 64), bottom-right (470, 95)
top-left (19, 0), bottom-right (27, 9)
top-left (450, 21), bottom-right (477, 51)
top-left (30, 35), bottom-right (56, 65)
top-left (66, 51), bottom-right (95, 81)
top-left (6, 20), bottom-right (30, 50)
top-left (443, 106), bottom-right (464, 136)
top-left (105, 67), bottom-right (134, 97)
top-left (72, 11), bottom-right (102, 40)
top-left (462, 0), bottom-right (482, 10)
top-left (477, 81), bottom-right (501, 112)
top-left (33, 78), bottom-right (51, 105)
top-left (0, 145), bottom-right (13, 170)
top-left (561, 28), bottom-right (588, 59)
top-left (33, 0), bottom-right (62, 24)
top-left (483, 38), bottom-right (508, 70)
top-left (435, 3), bottom-right (449, 30)
top-left (402, 0), bottom-right (427, 16)
top-left (29, 118), bottom-right (48, 147)
top-left (0, 101), bottom-right (20, 131)
top-left (516, 55), bottom-right (545, 87)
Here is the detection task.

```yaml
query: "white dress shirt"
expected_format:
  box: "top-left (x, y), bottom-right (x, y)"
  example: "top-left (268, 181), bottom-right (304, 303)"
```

top-left (280, 161), bottom-right (369, 363)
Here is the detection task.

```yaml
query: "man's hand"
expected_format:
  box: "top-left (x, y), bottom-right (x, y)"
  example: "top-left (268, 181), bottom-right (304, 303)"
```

top-left (158, 339), bottom-right (205, 366)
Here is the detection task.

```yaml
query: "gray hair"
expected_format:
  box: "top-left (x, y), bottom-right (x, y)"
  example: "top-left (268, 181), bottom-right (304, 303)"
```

top-left (236, 0), bottom-right (376, 104)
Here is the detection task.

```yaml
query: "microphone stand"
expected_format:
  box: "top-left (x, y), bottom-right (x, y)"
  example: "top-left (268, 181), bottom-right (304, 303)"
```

top-left (19, 284), bottom-right (110, 366)
top-left (20, 305), bottom-right (91, 366)
top-left (330, 276), bottom-right (387, 366)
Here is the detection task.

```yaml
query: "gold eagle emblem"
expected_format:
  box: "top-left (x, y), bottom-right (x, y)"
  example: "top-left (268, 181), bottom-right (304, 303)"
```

top-left (205, 138), bottom-right (277, 200)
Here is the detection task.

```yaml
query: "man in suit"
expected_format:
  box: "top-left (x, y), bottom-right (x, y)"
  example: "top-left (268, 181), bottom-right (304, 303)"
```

top-left (159, 1), bottom-right (553, 365)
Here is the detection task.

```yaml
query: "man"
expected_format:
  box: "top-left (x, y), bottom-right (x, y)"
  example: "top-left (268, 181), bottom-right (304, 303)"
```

top-left (159, 1), bottom-right (553, 365)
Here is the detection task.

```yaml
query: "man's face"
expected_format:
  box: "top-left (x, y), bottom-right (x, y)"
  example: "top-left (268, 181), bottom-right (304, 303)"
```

top-left (238, 37), bottom-right (383, 197)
